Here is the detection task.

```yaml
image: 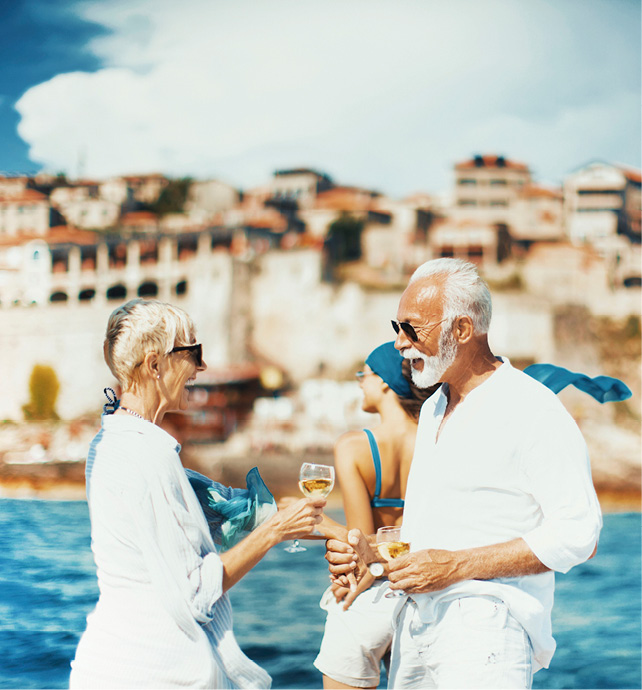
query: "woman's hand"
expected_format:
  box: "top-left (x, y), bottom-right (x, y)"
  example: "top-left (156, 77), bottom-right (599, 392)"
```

top-left (331, 569), bottom-right (375, 610)
top-left (265, 497), bottom-right (326, 543)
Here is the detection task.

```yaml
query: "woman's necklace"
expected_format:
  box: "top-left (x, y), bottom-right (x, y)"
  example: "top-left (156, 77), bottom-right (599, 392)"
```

top-left (120, 406), bottom-right (149, 421)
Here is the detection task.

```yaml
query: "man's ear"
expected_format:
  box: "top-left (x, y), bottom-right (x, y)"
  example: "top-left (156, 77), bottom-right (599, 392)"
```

top-left (454, 316), bottom-right (474, 344)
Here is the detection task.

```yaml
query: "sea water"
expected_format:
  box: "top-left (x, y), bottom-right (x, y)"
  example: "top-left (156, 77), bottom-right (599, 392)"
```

top-left (0, 500), bottom-right (639, 690)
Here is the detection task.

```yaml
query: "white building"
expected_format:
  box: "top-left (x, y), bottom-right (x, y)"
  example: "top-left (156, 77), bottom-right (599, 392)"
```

top-left (564, 161), bottom-right (637, 245)
top-left (268, 168), bottom-right (334, 210)
top-left (0, 188), bottom-right (50, 237)
top-left (185, 179), bottom-right (240, 222)
top-left (452, 154), bottom-right (532, 227)
top-left (512, 185), bottom-right (565, 244)
top-left (0, 237), bottom-right (51, 305)
top-left (55, 197), bottom-right (121, 230)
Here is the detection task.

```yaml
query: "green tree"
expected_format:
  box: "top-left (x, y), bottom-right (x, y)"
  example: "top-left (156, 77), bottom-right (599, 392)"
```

top-left (327, 213), bottom-right (364, 262)
top-left (323, 213), bottom-right (364, 280)
top-left (149, 177), bottom-right (192, 216)
top-left (23, 364), bottom-right (60, 420)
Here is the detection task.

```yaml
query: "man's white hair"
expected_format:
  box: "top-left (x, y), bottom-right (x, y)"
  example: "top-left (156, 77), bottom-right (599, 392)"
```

top-left (409, 258), bottom-right (492, 334)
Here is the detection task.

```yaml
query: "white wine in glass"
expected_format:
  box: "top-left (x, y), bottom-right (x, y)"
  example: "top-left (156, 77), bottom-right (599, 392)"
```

top-left (284, 462), bottom-right (334, 553)
top-left (376, 526), bottom-right (410, 598)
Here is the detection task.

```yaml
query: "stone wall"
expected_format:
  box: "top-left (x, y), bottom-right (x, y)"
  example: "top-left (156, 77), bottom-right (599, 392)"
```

top-left (2, 245), bottom-right (631, 421)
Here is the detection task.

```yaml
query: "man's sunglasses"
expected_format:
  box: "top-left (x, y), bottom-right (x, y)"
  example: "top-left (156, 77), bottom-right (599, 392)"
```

top-left (391, 320), bottom-right (421, 342)
top-left (391, 318), bottom-right (445, 342)
top-left (171, 343), bottom-right (203, 368)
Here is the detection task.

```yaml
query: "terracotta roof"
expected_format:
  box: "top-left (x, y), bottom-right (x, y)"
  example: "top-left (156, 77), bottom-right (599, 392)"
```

top-left (0, 189), bottom-right (49, 203)
top-left (0, 175), bottom-right (29, 187)
top-left (46, 226), bottom-right (100, 245)
top-left (72, 179), bottom-right (101, 187)
top-left (121, 211), bottom-right (158, 224)
top-left (520, 185), bottom-right (562, 199)
top-left (121, 173), bottom-right (167, 183)
top-left (0, 233), bottom-right (44, 247)
top-left (314, 187), bottom-right (376, 212)
top-left (244, 208), bottom-right (288, 232)
top-left (619, 167), bottom-right (642, 184)
top-left (455, 155), bottom-right (529, 172)
top-left (195, 363), bottom-right (261, 385)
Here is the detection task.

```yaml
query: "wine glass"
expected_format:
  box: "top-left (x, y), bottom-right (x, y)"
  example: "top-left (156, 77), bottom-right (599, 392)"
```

top-left (284, 462), bottom-right (335, 553)
top-left (376, 525), bottom-right (411, 598)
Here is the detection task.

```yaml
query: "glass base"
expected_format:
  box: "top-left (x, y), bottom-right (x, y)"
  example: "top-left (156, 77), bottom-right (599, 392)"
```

top-left (284, 540), bottom-right (306, 553)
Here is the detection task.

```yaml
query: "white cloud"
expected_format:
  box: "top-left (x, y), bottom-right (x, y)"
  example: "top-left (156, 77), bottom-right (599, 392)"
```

top-left (15, 0), bottom-right (641, 195)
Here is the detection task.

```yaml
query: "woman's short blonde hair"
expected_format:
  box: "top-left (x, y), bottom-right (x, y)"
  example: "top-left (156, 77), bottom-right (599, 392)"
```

top-left (104, 298), bottom-right (196, 389)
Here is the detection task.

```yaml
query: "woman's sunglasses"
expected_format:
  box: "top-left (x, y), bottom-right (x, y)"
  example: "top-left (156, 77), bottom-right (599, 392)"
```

top-left (171, 343), bottom-right (203, 368)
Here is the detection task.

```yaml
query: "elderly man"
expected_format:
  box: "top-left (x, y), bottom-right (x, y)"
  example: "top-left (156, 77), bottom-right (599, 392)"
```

top-left (327, 258), bottom-right (602, 689)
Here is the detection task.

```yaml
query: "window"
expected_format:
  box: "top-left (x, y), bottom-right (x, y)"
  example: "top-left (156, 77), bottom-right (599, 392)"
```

top-left (106, 284), bottom-right (127, 300)
top-left (578, 189), bottom-right (620, 195)
top-left (489, 200), bottom-right (508, 207)
top-left (457, 199), bottom-right (477, 207)
top-left (490, 179), bottom-right (507, 186)
top-left (138, 281), bottom-right (159, 298)
top-left (467, 245), bottom-right (484, 261)
top-left (458, 178), bottom-right (477, 186)
top-left (79, 288), bottom-right (96, 301)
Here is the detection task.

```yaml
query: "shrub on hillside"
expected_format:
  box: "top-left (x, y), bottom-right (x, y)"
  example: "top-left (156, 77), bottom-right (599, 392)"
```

top-left (23, 364), bottom-right (60, 421)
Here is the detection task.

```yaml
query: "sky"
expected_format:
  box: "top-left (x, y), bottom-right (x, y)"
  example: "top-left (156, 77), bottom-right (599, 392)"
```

top-left (1, 0), bottom-right (640, 197)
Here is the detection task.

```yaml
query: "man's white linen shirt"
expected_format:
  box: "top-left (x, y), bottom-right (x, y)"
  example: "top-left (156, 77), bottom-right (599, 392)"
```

top-left (401, 358), bottom-right (602, 672)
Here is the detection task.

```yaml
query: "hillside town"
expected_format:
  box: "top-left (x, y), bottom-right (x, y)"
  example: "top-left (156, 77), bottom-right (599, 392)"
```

top-left (0, 154), bottom-right (640, 505)
top-left (0, 155), bottom-right (640, 307)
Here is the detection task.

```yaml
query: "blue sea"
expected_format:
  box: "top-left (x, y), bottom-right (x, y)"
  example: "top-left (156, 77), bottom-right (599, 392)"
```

top-left (0, 500), bottom-right (639, 690)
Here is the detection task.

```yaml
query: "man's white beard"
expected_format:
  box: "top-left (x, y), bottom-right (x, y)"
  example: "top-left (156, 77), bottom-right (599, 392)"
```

top-left (403, 328), bottom-right (458, 388)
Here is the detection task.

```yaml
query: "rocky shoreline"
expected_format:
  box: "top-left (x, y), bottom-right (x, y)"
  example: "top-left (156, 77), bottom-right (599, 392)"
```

top-left (0, 451), bottom-right (639, 513)
top-left (1, 383), bottom-right (640, 514)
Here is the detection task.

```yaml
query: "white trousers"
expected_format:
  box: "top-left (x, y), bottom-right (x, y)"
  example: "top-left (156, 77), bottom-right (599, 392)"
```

top-left (388, 596), bottom-right (533, 689)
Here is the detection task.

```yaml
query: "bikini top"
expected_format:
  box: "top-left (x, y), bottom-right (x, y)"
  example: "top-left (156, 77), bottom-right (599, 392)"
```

top-left (364, 428), bottom-right (405, 509)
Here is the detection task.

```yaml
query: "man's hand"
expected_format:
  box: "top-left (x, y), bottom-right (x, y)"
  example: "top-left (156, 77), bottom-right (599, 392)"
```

top-left (386, 538), bottom-right (550, 594)
top-left (325, 529), bottom-right (378, 591)
top-left (387, 548), bottom-right (464, 593)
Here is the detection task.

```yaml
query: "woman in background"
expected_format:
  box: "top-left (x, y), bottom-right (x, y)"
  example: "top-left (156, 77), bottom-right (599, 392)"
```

top-left (70, 298), bottom-right (325, 689)
top-left (314, 342), bottom-right (435, 690)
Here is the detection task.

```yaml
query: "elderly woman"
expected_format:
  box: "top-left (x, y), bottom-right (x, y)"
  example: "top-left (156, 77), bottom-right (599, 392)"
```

top-left (70, 299), bottom-right (325, 689)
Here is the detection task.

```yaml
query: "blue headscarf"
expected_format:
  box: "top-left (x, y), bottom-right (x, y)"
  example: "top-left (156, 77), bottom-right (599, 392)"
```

top-left (525, 363), bottom-right (632, 403)
top-left (365, 341), bottom-right (412, 399)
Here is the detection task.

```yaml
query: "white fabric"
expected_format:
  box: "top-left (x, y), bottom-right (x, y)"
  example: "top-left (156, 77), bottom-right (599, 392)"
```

top-left (70, 414), bottom-right (271, 689)
top-left (401, 358), bottom-right (602, 673)
top-left (388, 596), bottom-right (533, 689)
top-left (313, 581), bottom-right (404, 687)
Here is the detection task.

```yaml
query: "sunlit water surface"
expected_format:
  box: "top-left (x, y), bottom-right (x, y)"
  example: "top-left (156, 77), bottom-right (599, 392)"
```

top-left (0, 500), bottom-right (639, 689)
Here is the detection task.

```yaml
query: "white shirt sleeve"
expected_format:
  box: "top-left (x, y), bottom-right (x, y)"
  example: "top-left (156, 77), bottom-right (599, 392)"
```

top-left (520, 405), bottom-right (603, 573)
top-left (127, 444), bottom-right (225, 633)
